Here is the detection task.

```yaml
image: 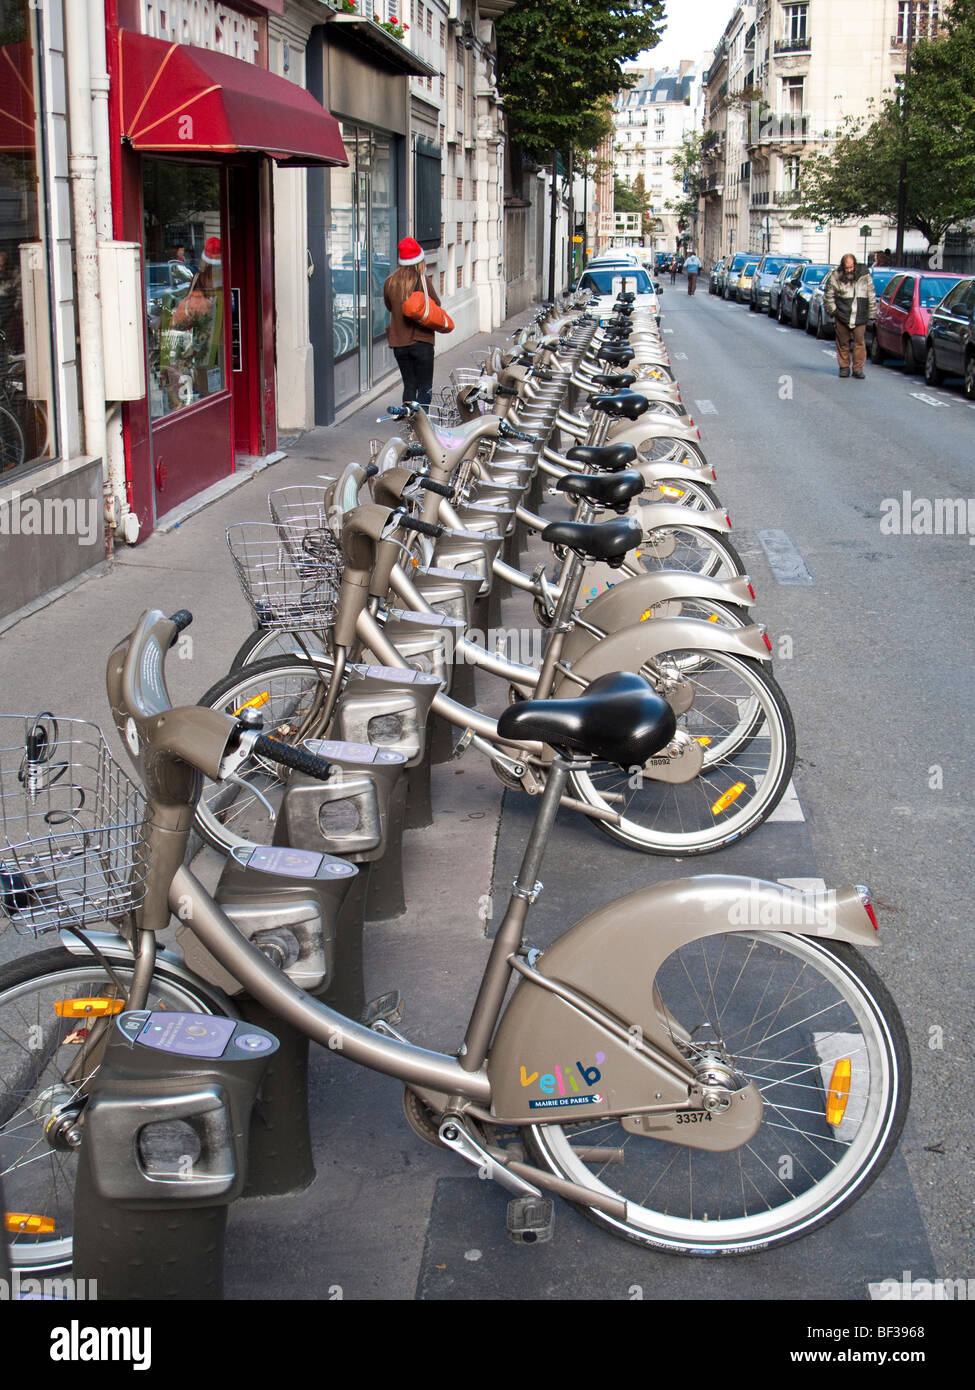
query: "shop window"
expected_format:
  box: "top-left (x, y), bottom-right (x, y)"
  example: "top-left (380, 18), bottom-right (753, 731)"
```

top-left (142, 161), bottom-right (225, 422)
top-left (0, 0), bottom-right (56, 480)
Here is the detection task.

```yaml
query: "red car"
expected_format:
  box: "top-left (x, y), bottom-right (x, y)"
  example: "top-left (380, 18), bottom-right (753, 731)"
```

top-left (871, 271), bottom-right (965, 374)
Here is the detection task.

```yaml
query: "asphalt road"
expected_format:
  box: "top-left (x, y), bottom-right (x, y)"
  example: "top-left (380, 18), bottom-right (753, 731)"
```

top-left (655, 279), bottom-right (974, 1278)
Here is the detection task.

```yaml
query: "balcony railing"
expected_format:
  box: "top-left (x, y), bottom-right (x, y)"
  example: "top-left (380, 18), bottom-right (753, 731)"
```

top-left (891, 20), bottom-right (941, 45)
top-left (774, 37), bottom-right (811, 54)
top-left (751, 190), bottom-right (772, 207)
top-left (774, 188), bottom-right (800, 205)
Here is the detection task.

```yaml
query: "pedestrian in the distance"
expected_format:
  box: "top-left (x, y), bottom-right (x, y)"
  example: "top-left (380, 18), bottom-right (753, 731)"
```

top-left (383, 236), bottom-right (441, 408)
top-left (823, 253), bottom-right (876, 379)
top-left (684, 249), bottom-right (702, 296)
top-left (669, 257), bottom-right (678, 285)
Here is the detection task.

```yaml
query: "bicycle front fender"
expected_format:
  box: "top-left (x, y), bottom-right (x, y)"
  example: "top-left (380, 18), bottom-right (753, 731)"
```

top-left (489, 877), bottom-right (877, 1125)
top-left (632, 459), bottom-right (715, 487)
top-left (556, 619), bottom-right (770, 693)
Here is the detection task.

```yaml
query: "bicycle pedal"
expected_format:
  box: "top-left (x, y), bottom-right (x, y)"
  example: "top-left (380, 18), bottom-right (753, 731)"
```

top-left (361, 990), bottom-right (403, 1029)
top-left (506, 1195), bottom-right (555, 1245)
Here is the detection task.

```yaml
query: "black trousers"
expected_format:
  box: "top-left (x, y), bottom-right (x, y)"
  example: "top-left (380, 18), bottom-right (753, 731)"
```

top-left (393, 342), bottom-right (435, 408)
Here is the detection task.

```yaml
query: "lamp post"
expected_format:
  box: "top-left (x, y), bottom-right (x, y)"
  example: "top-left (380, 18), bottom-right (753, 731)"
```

top-left (895, 3), bottom-right (915, 263)
top-left (861, 224), bottom-right (871, 266)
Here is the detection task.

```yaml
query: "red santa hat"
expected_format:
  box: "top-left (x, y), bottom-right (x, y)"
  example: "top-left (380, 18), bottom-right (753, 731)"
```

top-left (201, 236), bottom-right (222, 266)
top-left (397, 236), bottom-right (424, 266)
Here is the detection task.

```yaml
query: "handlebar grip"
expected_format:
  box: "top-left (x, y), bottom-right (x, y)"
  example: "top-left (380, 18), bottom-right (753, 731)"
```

top-left (403, 444), bottom-right (427, 459)
top-left (252, 733), bottom-right (332, 782)
top-left (400, 515), bottom-right (443, 538)
top-left (168, 610), bottom-right (193, 646)
top-left (364, 463), bottom-right (380, 478)
top-left (418, 478), bottom-right (454, 498)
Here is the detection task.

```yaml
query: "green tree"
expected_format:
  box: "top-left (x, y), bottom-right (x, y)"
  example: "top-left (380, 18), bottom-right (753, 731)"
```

top-left (496, 0), bottom-right (665, 162)
top-left (797, 0), bottom-right (975, 251)
top-left (664, 132), bottom-right (704, 229)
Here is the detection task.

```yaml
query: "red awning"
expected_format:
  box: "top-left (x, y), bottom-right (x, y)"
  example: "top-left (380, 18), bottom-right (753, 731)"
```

top-left (0, 43), bottom-right (36, 156)
top-left (118, 30), bottom-right (348, 168)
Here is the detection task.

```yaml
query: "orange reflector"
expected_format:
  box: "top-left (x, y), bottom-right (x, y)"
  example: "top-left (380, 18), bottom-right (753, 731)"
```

top-left (411, 555), bottom-right (420, 568)
top-left (5, 1212), bottom-right (56, 1235)
top-left (659, 485), bottom-right (685, 499)
top-left (711, 782), bottom-right (747, 815)
top-left (53, 998), bottom-right (124, 1019)
top-left (639, 608), bottom-right (654, 622)
top-left (695, 736), bottom-right (712, 747)
top-left (233, 691), bottom-right (270, 715)
top-left (826, 1059), bottom-right (852, 1126)
top-left (707, 613), bottom-right (719, 623)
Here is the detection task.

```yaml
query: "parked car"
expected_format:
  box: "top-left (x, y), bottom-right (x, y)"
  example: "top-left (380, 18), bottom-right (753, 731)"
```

top-left (145, 259), bottom-right (194, 317)
top-left (721, 252), bottom-right (752, 299)
top-left (731, 260), bottom-right (760, 303)
top-left (576, 264), bottom-right (661, 320)
top-left (768, 262), bottom-right (804, 319)
top-left (708, 258), bottom-right (726, 295)
top-left (778, 263), bottom-right (831, 327)
top-left (870, 271), bottom-right (965, 373)
top-left (749, 254), bottom-right (810, 313)
top-left (923, 275), bottom-right (975, 397)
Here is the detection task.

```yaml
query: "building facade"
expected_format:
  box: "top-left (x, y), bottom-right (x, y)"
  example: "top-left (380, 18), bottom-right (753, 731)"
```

top-left (700, 0), bottom-right (942, 271)
top-left (612, 62), bottom-right (701, 254)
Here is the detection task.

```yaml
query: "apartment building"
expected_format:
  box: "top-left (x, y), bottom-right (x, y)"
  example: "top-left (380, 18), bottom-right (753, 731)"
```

top-left (701, 0), bottom-right (939, 269)
top-left (612, 63), bottom-right (702, 253)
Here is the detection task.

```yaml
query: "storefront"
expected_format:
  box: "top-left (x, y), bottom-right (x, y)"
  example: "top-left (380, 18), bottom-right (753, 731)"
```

top-left (108, 1), bottom-right (347, 536)
top-left (307, 17), bottom-right (433, 422)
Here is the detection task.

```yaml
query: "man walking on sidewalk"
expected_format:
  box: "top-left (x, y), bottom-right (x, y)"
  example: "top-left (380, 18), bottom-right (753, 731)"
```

top-left (823, 254), bottom-right (876, 379)
top-left (684, 250), bottom-right (702, 296)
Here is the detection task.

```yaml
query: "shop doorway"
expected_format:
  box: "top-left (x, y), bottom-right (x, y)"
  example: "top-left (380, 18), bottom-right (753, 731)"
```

top-left (330, 126), bottom-right (398, 411)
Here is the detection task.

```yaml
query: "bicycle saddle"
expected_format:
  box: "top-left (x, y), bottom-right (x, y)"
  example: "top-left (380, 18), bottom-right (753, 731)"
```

top-left (556, 470), bottom-right (643, 512)
top-left (589, 392), bottom-right (650, 421)
top-left (497, 671), bottom-right (676, 769)
top-left (597, 346), bottom-right (635, 366)
top-left (566, 443), bottom-right (637, 472)
top-left (589, 372), bottom-right (637, 389)
top-left (540, 516), bottom-right (641, 565)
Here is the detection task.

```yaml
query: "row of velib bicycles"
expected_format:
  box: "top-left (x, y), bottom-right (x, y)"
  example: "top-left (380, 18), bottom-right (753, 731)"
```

top-left (0, 287), bottom-right (910, 1296)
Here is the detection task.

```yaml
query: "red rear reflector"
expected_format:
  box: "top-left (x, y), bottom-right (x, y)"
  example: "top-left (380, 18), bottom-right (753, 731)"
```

top-left (696, 428), bottom-right (701, 439)
top-left (854, 884), bottom-right (879, 930)
top-left (746, 580), bottom-right (756, 599)
top-left (725, 512), bottom-right (732, 528)
top-left (762, 632), bottom-right (773, 652)
top-left (711, 468), bottom-right (717, 480)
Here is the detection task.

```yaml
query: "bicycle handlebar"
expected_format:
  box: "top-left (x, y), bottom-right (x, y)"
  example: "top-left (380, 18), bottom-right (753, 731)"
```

top-left (251, 733), bottom-right (333, 783)
top-left (168, 610), bottom-right (193, 645)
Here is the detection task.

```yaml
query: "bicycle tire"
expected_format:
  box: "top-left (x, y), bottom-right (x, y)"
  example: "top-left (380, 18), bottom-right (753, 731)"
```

top-left (194, 657), bottom-right (335, 854)
top-left (0, 947), bottom-right (227, 1273)
top-left (230, 627), bottom-right (331, 672)
top-left (524, 934), bottom-right (909, 1254)
top-left (0, 405), bottom-right (25, 473)
top-left (634, 524), bottom-right (746, 582)
top-left (567, 653), bottom-right (795, 854)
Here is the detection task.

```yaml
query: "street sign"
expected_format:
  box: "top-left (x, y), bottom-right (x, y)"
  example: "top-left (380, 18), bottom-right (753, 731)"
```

top-left (860, 225), bottom-right (871, 237)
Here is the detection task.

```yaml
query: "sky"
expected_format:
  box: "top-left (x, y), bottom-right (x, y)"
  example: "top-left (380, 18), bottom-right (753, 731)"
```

top-left (626, 0), bottom-right (737, 74)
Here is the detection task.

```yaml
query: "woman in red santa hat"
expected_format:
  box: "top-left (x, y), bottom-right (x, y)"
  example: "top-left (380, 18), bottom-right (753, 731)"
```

top-left (382, 236), bottom-right (441, 408)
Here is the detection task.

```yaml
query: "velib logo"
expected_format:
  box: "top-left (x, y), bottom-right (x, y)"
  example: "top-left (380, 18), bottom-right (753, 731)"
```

top-left (520, 1052), bottom-right (606, 1110)
top-left (50, 1320), bottom-right (151, 1371)
top-left (0, 493), bottom-right (99, 547)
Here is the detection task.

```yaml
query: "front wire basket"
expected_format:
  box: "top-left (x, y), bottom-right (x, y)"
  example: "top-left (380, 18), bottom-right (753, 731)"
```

top-left (0, 715), bottom-right (149, 936)
top-left (227, 520), bottom-right (342, 631)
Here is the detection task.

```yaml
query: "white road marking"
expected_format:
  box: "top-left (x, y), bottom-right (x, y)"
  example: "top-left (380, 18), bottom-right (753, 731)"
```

top-left (675, 352), bottom-right (688, 360)
top-left (694, 399), bottom-right (718, 415)
top-left (822, 349), bottom-right (835, 358)
top-left (776, 327), bottom-right (789, 333)
top-left (767, 779), bottom-right (805, 823)
top-left (662, 328), bottom-right (675, 334)
top-left (910, 392), bottom-right (950, 407)
top-left (757, 528), bottom-right (813, 585)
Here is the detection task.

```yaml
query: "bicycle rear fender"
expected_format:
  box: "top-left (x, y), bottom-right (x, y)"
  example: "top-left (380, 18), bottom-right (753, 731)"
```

top-left (608, 418), bottom-right (702, 447)
top-left (555, 618), bottom-right (771, 693)
top-left (633, 503), bottom-right (730, 534)
top-left (631, 459), bottom-right (715, 488)
top-left (488, 876), bottom-right (877, 1127)
top-left (562, 576), bottom-right (755, 667)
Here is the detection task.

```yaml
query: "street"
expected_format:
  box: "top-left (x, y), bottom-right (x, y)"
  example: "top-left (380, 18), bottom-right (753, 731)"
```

top-left (0, 290), bottom-right (970, 1304)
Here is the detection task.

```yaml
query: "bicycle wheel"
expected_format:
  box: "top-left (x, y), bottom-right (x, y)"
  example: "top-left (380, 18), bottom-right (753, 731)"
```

top-left (230, 627), bottom-right (331, 672)
top-left (568, 653), bottom-right (795, 854)
top-left (525, 933), bottom-right (910, 1254)
top-left (634, 437), bottom-right (709, 469)
top-left (0, 947), bottom-right (226, 1272)
top-left (195, 657), bottom-right (333, 854)
top-left (638, 477), bottom-right (723, 512)
top-left (634, 522), bottom-right (746, 581)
